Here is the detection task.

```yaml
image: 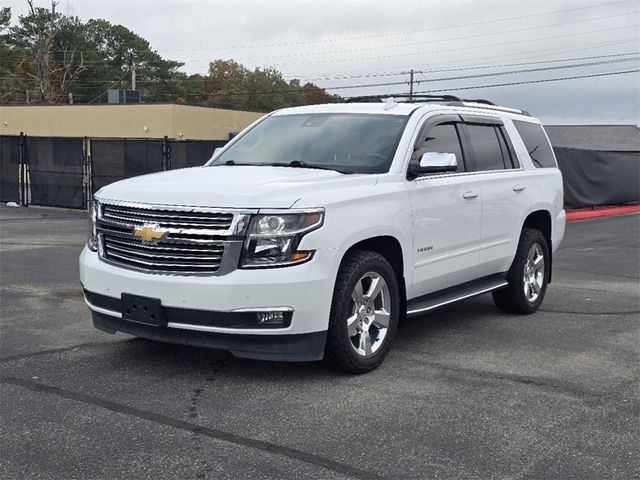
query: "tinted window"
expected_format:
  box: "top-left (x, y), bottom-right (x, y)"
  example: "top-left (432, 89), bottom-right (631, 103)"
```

top-left (495, 127), bottom-right (516, 169)
top-left (420, 123), bottom-right (465, 172)
top-left (513, 120), bottom-right (557, 168)
top-left (465, 125), bottom-right (506, 171)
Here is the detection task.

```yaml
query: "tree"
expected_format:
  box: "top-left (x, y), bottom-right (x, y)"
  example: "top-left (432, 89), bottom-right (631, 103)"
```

top-left (1, 5), bottom-right (339, 110)
top-left (7, 1), bottom-right (86, 103)
top-left (187, 59), bottom-right (338, 112)
top-left (303, 82), bottom-right (341, 105)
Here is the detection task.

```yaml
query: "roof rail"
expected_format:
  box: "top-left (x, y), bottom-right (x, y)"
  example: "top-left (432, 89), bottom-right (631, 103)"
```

top-left (345, 94), bottom-right (462, 103)
top-left (343, 93), bottom-right (530, 116)
top-left (449, 100), bottom-right (531, 116)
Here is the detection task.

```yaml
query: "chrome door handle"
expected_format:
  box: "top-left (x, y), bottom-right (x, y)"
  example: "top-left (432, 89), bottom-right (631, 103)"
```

top-left (513, 184), bottom-right (526, 192)
top-left (462, 191), bottom-right (480, 199)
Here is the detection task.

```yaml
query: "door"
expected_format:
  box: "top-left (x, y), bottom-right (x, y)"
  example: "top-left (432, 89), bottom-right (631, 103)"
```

top-left (460, 118), bottom-right (532, 276)
top-left (408, 118), bottom-right (482, 298)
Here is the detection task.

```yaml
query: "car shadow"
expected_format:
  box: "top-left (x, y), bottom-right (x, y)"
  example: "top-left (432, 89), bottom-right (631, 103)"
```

top-left (95, 295), bottom-right (502, 380)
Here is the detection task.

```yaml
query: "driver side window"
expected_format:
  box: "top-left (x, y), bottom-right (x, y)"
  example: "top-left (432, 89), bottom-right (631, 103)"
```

top-left (419, 123), bottom-right (466, 172)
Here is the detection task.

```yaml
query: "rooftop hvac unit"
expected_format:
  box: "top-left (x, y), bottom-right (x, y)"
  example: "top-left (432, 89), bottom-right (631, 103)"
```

top-left (107, 89), bottom-right (142, 104)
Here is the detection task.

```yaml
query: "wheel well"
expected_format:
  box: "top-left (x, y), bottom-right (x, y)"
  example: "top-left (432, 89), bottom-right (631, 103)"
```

top-left (345, 236), bottom-right (407, 325)
top-left (523, 210), bottom-right (552, 282)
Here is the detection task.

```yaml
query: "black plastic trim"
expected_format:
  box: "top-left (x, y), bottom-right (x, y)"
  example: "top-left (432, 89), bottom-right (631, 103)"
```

top-left (84, 289), bottom-right (292, 329)
top-left (92, 312), bottom-right (327, 362)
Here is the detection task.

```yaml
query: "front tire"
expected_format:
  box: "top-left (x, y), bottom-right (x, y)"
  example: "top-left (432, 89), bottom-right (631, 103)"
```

top-left (323, 250), bottom-right (400, 374)
top-left (492, 227), bottom-right (550, 314)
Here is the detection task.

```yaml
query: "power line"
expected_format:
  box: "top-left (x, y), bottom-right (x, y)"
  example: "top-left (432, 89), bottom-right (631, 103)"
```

top-left (118, 0), bottom-right (640, 52)
top-left (175, 10), bottom-right (640, 62)
top-left (41, 6), bottom-right (638, 58)
top-left (263, 25), bottom-right (640, 67)
top-left (412, 69), bottom-right (640, 94)
top-left (38, 53), bottom-right (635, 87)
top-left (128, 69), bottom-right (640, 99)
top-left (55, 24), bottom-right (637, 68)
top-left (324, 57), bottom-right (640, 91)
top-left (288, 44), bottom-right (640, 81)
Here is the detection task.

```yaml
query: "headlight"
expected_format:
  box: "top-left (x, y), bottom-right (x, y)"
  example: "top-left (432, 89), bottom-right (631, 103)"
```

top-left (87, 200), bottom-right (99, 251)
top-left (240, 209), bottom-right (324, 268)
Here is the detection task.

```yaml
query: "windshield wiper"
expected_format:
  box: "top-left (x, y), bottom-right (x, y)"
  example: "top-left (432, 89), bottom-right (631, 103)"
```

top-left (273, 160), bottom-right (354, 174)
top-left (210, 160), bottom-right (253, 167)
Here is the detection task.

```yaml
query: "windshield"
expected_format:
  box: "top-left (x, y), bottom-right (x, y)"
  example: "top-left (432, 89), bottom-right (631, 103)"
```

top-left (209, 113), bottom-right (409, 174)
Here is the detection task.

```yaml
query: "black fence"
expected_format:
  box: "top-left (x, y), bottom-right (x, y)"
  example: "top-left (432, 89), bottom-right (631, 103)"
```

top-left (0, 134), bottom-right (226, 209)
top-left (2, 134), bottom-right (638, 210)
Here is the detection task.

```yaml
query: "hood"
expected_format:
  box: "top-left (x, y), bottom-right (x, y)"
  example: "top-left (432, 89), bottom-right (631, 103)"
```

top-left (95, 165), bottom-right (377, 208)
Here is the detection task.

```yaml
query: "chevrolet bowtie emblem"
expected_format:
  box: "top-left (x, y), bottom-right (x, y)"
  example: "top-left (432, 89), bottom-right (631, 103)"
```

top-left (133, 224), bottom-right (168, 244)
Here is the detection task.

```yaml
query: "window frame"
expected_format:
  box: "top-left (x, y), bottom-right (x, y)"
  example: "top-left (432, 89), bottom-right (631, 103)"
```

top-left (410, 114), bottom-right (468, 176)
top-left (458, 116), bottom-right (520, 173)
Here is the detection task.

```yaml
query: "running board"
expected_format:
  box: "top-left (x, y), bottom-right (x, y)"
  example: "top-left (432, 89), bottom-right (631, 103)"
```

top-left (406, 274), bottom-right (508, 318)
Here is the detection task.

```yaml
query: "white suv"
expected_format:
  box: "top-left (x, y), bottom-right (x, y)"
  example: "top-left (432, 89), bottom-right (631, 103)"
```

top-left (80, 96), bottom-right (565, 373)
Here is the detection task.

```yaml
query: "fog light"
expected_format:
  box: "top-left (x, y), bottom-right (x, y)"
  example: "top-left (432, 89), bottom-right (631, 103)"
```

top-left (256, 311), bottom-right (285, 325)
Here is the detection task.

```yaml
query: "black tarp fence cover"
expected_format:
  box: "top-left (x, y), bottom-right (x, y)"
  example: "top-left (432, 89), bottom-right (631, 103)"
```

top-left (554, 147), bottom-right (640, 208)
top-left (91, 138), bottom-right (164, 193)
top-left (1, 132), bottom-right (638, 210)
top-left (169, 139), bottom-right (227, 170)
top-left (28, 136), bottom-right (85, 209)
top-left (0, 135), bottom-right (21, 203)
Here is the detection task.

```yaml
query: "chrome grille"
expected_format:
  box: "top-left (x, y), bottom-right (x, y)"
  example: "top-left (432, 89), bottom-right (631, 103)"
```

top-left (102, 204), bottom-right (234, 230)
top-left (97, 202), bottom-right (252, 275)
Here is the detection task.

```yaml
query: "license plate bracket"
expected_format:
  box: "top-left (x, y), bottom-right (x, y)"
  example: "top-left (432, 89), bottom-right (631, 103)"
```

top-left (121, 294), bottom-right (165, 327)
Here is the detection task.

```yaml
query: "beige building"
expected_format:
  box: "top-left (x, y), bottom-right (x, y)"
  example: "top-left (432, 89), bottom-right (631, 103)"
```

top-left (0, 104), bottom-right (263, 140)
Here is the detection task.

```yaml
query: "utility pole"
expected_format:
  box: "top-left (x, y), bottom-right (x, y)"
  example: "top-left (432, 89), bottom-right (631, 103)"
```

top-left (409, 69), bottom-right (414, 97)
top-left (402, 69), bottom-right (421, 97)
top-left (131, 62), bottom-right (136, 90)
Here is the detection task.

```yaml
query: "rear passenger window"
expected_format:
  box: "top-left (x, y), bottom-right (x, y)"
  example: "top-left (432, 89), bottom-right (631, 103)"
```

top-left (420, 123), bottom-right (465, 172)
top-left (465, 125), bottom-right (506, 171)
top-left (513, 120), bottom-right (557, 168)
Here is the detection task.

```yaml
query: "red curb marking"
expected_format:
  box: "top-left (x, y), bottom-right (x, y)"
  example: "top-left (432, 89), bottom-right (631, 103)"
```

top-left (566, 205), bottom-right (640, 221)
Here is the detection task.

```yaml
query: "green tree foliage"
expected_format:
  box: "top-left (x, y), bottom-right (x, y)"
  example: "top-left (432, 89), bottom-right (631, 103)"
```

top-left (1, 3), bottom-right (339, 110)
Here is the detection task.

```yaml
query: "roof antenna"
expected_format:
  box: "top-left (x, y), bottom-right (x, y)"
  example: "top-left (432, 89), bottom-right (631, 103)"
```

top-left (383, 97), bottom-right (398, 110)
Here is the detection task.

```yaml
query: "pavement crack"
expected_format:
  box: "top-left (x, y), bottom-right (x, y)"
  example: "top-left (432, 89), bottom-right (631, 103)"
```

top-left (1, 375), bottom-right (385, 480)
top-left (423, 361), bottom-right (600, 398)
top-left (0, 341), bottom-right (118, 363)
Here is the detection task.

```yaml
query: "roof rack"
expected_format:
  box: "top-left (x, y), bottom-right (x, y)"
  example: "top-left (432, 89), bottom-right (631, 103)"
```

top-left (345, 94), bottom-right (462, 103)
top-left (344, 94), bottom-right (530, 116)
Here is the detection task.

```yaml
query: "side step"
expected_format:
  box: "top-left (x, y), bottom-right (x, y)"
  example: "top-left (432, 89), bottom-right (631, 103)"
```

top-left (406, 274), bottom-right (508, 318)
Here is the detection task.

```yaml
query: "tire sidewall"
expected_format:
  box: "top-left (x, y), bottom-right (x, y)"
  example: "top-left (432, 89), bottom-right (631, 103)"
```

top-left (336, 254), bottom-right (400, 370)
top-left (516, 232), bottom-right (550, 312)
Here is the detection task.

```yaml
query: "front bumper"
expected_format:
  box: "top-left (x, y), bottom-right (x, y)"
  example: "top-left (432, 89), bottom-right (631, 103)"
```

top-left (80, 246), bottom-right (338, 359)
top-left (91, 311), bottom-right (327, 361)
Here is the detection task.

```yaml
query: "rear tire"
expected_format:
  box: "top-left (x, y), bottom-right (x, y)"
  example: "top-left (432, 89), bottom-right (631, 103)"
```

top-left (492, 227), bottom-right (550, 314)
top-left (323, 250), bottom-right (400, 374)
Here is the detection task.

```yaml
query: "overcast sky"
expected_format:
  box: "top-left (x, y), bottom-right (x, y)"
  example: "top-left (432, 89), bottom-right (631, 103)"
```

top-left (6, 0), bottom-right (640, 123)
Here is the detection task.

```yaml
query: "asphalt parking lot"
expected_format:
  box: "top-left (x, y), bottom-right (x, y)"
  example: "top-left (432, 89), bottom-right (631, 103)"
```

top-left (1, 206), bottom-right (638, 480)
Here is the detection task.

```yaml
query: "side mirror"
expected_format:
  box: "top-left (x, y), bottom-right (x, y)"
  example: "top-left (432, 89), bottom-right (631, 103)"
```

top-left (408, 152), bottom-right (458, 177)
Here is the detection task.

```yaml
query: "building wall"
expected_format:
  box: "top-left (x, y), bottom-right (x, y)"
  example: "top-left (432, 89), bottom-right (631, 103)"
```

top-left (0, 104), bottom-right (263, 140)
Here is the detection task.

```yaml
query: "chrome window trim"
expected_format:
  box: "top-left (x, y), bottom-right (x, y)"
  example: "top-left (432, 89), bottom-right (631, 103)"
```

top-left (412, 166), bottom-right (524, 182)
